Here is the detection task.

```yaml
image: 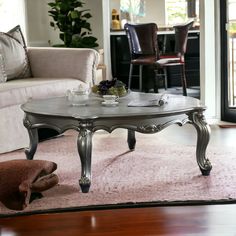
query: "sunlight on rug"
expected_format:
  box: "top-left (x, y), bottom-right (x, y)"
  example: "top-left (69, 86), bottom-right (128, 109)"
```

top-left (1, 129), bottom-right (236, 217)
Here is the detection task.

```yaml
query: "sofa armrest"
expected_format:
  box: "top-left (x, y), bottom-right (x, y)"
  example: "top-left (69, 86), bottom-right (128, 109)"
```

top-left (27, 47), bottom-right (100, 85)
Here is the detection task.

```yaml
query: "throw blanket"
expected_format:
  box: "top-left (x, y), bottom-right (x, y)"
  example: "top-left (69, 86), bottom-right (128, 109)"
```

top-left (0, 159), bottom-right (59, 210)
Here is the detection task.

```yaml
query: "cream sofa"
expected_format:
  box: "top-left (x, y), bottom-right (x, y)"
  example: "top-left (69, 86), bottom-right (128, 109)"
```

top-left (0, 47), bottom-right (99, 154)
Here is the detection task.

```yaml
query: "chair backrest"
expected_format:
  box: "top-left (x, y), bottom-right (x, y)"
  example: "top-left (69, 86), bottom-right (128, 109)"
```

top-left (124, 23), bottom-right (159, 59)
top-left (173, 20), bottom-right (194, 56)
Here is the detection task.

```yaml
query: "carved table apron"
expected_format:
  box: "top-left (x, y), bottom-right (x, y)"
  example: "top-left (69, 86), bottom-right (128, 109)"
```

top-left (21, 92), bottom-right (212, 193)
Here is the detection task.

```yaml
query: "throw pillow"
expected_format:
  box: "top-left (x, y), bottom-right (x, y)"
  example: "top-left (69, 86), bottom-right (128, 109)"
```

top-left (0, 25), bottom-right (32, 81)
top-left (7, 25), bottom-right (27, 48)
top-left (0, 159), bottom-right (59, 210)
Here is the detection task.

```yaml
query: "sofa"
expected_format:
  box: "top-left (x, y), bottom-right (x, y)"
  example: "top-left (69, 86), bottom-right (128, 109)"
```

top-left (0, 47), bottom-right (99, 154)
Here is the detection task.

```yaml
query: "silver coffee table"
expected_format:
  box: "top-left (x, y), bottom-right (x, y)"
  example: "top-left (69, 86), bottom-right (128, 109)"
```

top-left (21, 92), bottom-right (212, 193)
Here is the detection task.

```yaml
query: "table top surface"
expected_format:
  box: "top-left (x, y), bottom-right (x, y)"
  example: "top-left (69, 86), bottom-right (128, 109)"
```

top-left (21, 92), bottom-right (205, 120)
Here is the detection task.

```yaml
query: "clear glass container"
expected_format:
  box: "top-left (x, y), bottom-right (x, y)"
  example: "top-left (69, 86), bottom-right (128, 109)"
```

top-left (67, 86), bottom-right (90, 106)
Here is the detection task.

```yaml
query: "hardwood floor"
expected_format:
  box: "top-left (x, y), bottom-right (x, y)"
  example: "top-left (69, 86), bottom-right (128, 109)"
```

top-left (1, 205), bottom-right (236, 235)
top-left (1, 124), bottom-right (236, 235)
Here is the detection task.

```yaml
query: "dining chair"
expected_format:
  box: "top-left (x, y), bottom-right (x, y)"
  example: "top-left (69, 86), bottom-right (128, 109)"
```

top-left (124, 23), bottom-right (159, 92)
top-left (156, 20), bottom-right (194, 96)
top-left (124, 21), bottom-right (194, 96)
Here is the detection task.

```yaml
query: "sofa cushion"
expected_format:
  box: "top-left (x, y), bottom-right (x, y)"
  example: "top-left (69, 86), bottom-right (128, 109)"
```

top-left (0, 77), bottom-right (84, 109)
top-left (0, 159), bottom-right (58, 210)
top-left (0, 26), bottom-right (31, 81)
top-left (0, 54), bottom-right (7, 83)
top-left (7, 25), bottom-right (27, 47)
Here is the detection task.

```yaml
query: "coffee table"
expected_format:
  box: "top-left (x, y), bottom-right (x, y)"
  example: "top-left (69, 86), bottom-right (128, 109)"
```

top-left (21, 92), bottom-right (212, 193)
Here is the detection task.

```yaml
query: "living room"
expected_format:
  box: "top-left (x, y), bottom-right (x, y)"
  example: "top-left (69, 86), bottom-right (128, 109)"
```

top-left (0, 0), bottom-right (217, 114)
top-left (1, 0), bottom-right (236, 235)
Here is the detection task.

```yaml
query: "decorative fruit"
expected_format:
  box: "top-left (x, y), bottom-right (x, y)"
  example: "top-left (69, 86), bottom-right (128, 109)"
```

top-left (92, 78), bottom-right (128, 97)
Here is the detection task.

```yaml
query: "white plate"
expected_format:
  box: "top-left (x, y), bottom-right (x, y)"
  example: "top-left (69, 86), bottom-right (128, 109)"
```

top-left (101, 101), bottom-right (119, 107)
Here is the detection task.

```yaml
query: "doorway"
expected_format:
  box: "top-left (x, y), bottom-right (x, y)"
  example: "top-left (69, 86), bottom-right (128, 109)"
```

top-left (221, 0), bottom-right (236, 122)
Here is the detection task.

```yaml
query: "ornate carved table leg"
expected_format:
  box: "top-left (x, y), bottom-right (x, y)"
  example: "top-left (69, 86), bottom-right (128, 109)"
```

top-left (23, 116), bottom-right (39, 160)
top-left (189, 111), bottom-right (212, 176)
top-left (77, 124), bottom-right (93, 193)
top-left (127, 129), bottom-right (136, 151)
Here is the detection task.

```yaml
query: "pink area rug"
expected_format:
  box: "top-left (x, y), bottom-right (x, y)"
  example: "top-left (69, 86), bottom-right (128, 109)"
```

top-left (1, 129), bottom-right (236, 217)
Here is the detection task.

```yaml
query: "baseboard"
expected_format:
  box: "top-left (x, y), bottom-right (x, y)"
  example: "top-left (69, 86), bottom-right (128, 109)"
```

top-left (214, 120), bottom-right (236, 128)
top-left (218, 125), bottom-right (236, 128)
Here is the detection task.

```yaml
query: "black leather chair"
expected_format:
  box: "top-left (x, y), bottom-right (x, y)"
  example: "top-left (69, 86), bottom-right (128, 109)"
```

top-left (124, 23), bottom-right (159, 92)
top-left (124, 21), bottom-right (194, 96)
top-left (156, 20), bottom-right (194, 96)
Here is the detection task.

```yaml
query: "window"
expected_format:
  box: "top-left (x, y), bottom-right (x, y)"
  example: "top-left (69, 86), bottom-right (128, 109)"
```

top-left (0, 0), bottom-right (26, 35)
top-left (165, 0), bottom-right (199, 25)
top-left (120, 0), bottom-right (145, 23)
top-left (227, 0), bottom-right (236, 107)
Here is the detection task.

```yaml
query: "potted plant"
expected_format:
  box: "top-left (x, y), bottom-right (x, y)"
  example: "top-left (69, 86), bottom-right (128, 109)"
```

top-left (48, 0), bottom-right (99, 48)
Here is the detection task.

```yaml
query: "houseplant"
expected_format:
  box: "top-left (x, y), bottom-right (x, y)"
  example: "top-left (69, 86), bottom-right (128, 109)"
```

top-left (48, 0), bottom-right (98, 48)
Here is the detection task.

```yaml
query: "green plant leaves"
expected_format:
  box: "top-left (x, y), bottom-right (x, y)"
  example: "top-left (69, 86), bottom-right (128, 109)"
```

top-left (48, 0), bottom-right (98, 48)
top-left (71, 35), bottom-right (98, 48)
top-left (70, 10), bottom-right (78, 19)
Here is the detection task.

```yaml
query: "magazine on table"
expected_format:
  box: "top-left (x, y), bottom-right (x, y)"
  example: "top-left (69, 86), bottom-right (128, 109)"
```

top-left (128, 94), bottom-right (169, 107)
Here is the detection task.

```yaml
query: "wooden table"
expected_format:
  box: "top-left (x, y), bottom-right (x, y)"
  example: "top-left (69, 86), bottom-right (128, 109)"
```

top-left (21, 92), bottom-right (212, 193)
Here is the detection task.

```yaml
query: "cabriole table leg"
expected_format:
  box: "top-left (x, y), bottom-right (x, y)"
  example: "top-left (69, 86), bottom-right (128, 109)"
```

top-left (189, 111), bottom-right (212, 175)
top-left (127, 129), bottom-right (136, 151)
top-left (77, 127), bottom-right (93, 193)
top-left (23, 116), bottom-right (38, 160)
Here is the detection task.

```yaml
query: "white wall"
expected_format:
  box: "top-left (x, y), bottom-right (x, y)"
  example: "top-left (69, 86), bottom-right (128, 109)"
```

top-left (25, 0), bottom-right (51, 46)
top-left (143, 0), bottom-right (165, 25)
top-left (199, 0), bottom-right (220, 121)
top-left (0, 0), bottom-right (27, 36)
top-left (84, 0), bottom-right (103, 49)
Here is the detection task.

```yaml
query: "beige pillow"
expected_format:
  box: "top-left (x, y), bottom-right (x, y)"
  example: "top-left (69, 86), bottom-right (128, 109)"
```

top-left (0, 54), bottom-right (7, 83)
top-left (0, 26), bottom-right (31, 81)
top-left (7, 25), bottom-right (27, 47)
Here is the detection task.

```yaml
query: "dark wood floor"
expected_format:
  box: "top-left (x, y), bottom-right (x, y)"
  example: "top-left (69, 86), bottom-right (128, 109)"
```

top-left (1, 205), bottom-right (236, 235)
top-left (1, 125), bottom-right (236, 235)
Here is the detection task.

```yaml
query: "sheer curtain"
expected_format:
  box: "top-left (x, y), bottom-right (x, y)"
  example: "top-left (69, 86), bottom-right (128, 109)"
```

top-left (0, 0), bottom-right (27, 37)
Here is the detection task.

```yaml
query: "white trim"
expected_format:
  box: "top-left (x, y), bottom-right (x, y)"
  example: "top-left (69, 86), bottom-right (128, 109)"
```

top-left (200, 0), bottom-right (218, 120)
top-left (214, 1), bottom-right (221, 121)
top-left (24, 0), bottom-right (29, 43)
top-left (102, 0), bottom-right (112, 81)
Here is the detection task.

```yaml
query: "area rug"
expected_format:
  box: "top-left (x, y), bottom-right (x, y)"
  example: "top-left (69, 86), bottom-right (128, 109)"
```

top-left (1, 129), bottom-right (236, 217)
